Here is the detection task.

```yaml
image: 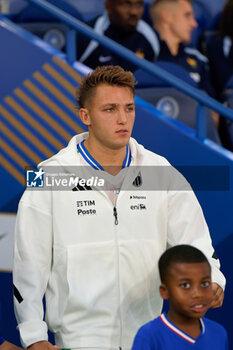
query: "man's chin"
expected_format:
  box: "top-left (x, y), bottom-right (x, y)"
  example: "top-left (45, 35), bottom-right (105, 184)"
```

top-left (184, 35), bottom-right (192, 44)
top-left (111, 140), bottom-right (130, 150)
top-left (123, 24), bottom-right (138, 32)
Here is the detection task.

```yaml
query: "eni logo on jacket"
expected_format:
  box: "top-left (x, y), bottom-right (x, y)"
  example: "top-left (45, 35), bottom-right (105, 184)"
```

top-left (130, 203), bottom-right (147, 210)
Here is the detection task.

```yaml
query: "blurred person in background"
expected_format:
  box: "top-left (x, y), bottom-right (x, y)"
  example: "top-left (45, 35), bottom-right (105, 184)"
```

top-left (77, 0), bottom-right (159, 71)
top-left (206, 0), bottom-right (233, 151)
top-left (149, 0), bottom-right (219, 127)
top-left (206, 0), bottom-right (233, 96)
top-left (150, 0), bottom-right (216, 98)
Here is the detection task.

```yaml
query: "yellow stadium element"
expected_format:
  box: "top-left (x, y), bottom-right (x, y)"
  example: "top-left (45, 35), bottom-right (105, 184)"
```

top-left (43, 63), bottom-right (76, 96)
top-left (1, 138), bottom-right (28, 172)
top-left (0, 154), bottom-right (25, 185)
top-left (5, 96), bottom-right (53, 158)
top-left (23, 80), bottom-right (72, 141)
top-left (0, 118), bottom-right (42, 164)
top-left (53, 56), bottom-right (83, 84)
top-left (33, 72), bottom-right (83, 133)
top-left (0, 57), bottom-right (86, 185)
top-left (23, 79), bottom-right (82, 136)
top-left (9, 91), bottom-right (64, 150)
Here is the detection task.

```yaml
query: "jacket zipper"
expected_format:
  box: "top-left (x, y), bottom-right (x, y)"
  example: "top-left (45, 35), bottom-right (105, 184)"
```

top-left (113, 206), bottom-right (122, 348)
top-left (113, 206), bottom-right (118, 225)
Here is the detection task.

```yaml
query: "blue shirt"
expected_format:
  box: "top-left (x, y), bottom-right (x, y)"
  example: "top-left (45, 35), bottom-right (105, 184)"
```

top-left (154, 30), bottom-right (216, 98)
top-left (207, 35), bottom-right (233, 94)
top-left (76, 13), bottom-right (159, 72)
top-left (131, 313), bottom-right (228, 350)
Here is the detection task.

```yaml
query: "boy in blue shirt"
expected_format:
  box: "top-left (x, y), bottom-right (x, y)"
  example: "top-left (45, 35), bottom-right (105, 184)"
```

top-left (131, 245), bottom-right (228, 349)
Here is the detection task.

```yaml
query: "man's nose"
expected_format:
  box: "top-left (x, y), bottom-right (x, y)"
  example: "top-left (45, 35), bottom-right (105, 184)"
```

top-left (117, 110), bottom-right (127, 124)
top-left (129, 4), bottom-right (142, 16)
top-left (192, 17), bottom-right (198, 29)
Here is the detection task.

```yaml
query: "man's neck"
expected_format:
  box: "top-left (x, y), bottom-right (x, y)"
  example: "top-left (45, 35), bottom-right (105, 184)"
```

top-left (165, 39), bottom-right (179, 55)
top-left (84, 138), bottom-right (128, 176)
top-left (156, 27), bottom-right (180, 55)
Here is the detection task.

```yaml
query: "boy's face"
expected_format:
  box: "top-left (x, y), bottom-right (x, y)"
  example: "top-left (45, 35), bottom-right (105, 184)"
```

top-left (160, 262), bottom-right (213, 321)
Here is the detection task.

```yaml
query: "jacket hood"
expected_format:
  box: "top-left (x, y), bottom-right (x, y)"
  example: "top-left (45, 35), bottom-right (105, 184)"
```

top-left (38, 133), bottom-right (89, 169)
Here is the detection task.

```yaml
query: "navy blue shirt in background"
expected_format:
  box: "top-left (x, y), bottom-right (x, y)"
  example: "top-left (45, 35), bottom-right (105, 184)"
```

top-left (76, 13), bottom-right (159, 72)
top-left (154, 30), bottom-right (216, 98)
top-left (207, 36), bottom-right (233, 95)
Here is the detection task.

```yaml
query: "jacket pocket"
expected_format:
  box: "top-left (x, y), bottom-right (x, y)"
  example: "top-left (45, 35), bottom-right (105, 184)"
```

top-left (63, 241), bottom-right (117, 334)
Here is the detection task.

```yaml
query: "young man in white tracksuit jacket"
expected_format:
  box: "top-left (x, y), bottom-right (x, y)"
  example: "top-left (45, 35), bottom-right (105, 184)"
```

top-left (13, 66), bottom-right (225, 350)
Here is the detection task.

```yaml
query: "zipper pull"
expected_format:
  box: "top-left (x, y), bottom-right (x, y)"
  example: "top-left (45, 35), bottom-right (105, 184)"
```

top-left (113, 207), bottom-right (118, 225)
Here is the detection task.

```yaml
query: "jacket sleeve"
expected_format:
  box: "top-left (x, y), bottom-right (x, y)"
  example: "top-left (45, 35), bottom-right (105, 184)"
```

top-left (167, 169), bottom-right (226, 290)
top-left (13, 189), bottom-right (53, 348)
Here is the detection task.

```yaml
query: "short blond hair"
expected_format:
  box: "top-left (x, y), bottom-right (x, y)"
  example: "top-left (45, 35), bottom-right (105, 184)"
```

top-left (76, 65), bottom-right (136, 108)
top-left (150, 0), bottom-right (192, 24)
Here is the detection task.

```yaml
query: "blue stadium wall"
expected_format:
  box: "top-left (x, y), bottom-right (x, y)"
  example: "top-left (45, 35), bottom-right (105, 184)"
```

top-left (0, 17), bottom-right (233, 349)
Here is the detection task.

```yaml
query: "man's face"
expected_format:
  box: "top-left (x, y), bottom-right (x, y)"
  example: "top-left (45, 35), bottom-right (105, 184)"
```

top-left (168, 0), bottom-right (198, 44)
top-left (80, 84), bottom-right (135, 151)
top-left (160, 262), bottom-right (213, 322)
top-left (105, 0), bottom-right (144, 32)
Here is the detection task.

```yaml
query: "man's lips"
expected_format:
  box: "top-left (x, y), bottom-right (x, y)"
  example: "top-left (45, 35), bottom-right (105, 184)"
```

top-left (126, 17), bottom-right (139, 27)
top-left (116, 129), bottom-right (128, 134)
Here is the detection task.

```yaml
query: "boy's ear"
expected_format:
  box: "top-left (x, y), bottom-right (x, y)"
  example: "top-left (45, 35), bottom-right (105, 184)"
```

top-left (79, 108), bottom-right (91, 126)
top-left (160, 283), bottom-right (169, 300)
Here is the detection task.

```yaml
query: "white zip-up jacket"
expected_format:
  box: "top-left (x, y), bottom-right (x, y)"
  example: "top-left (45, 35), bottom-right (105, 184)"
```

top-left (13, 133), bottom-right (226, 350)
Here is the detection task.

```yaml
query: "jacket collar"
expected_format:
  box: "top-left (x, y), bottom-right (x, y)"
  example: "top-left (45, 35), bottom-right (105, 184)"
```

top-left (77, 139), bottom-right (131, 170)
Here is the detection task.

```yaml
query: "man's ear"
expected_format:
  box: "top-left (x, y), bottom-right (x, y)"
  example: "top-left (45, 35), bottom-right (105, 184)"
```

top-left (161, 8), bottom-right (172, 24)
top-left (160, 283), bottom-right (169, 300)
top-left (79, 108), bottom-right (91, 126)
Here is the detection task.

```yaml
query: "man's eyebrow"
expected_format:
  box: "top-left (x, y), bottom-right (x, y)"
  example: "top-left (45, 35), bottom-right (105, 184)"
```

top-left (99, 103), bottom-right (117, 108)
top-left (101, 102), bottom-right (135, 107)
top-left (102, 103), bottom-right (117, 107)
